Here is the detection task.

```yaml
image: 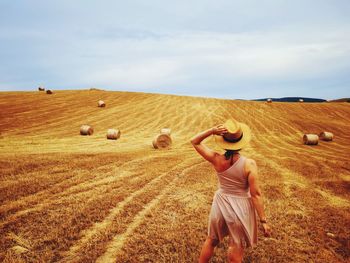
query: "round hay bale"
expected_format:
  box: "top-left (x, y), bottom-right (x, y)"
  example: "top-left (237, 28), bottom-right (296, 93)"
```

top-left (319, 131), bottom-right (333, 141)
top-left (107, 129), bottom-right (121, 140)
top-left (80, 125), bottom-right (93, 136)
top-left (160, 128), bottom-right (171, 135)
top-left (303, 134), bottom-right (318, 145)
top-left (38, 86), bottom-right (45, 91)
top-left (98, 100), bottom-right (106, 107)
top-left (299, 99), bottom-right (304, 103)
top-left (153, 134), bottom-right (172, 149)
top-left (46, 90), bottom-right (53, 94)
top-left (267, 98), bottom-right (272, 103)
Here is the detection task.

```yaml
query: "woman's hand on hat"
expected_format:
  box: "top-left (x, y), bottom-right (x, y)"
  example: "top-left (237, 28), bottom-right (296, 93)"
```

top-left (212, 125), bottom-right (228, 135)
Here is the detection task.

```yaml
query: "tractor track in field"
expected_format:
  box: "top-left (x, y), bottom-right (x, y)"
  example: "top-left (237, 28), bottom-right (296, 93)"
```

top-left (61, 157), bottom-right (201, 262)
top-left (0, 155), bottom-right (178, 229)
top-left (94, 161), bottom-right (204, 263)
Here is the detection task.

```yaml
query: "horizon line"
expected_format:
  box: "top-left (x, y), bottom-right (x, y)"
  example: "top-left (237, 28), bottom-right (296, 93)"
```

top-left (0, 87), bottom-right (347, 101)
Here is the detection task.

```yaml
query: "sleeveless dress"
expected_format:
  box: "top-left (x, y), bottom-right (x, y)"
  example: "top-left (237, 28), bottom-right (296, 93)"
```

top-left (208, 155), bottom-right (258, 247)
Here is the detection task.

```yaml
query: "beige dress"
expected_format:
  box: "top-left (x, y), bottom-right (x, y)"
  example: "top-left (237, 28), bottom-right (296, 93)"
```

top-left (208, 155), bottom-right (258, 247)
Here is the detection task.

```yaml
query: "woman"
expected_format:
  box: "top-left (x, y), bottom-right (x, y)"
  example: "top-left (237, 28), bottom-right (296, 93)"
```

top-left (190, 119), bottom-right (271, 263)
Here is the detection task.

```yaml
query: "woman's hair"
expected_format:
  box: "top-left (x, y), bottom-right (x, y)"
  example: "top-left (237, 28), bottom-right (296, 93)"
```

top-left (224, 149), bottom-right (240, 160)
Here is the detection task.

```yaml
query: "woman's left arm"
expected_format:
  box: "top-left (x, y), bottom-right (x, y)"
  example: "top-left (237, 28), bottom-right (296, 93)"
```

top-left (246, 159), bottom-right (272, 237)
top-left (190, 125), bottom-right (227, 163)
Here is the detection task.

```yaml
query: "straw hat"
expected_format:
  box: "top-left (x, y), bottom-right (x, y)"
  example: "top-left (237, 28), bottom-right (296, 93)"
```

top-left (214, 119), bottom-right (251, 150)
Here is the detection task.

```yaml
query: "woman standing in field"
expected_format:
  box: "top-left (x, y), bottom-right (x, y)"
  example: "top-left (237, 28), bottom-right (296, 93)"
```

top-left (191, 119), bottom-right (271, 263)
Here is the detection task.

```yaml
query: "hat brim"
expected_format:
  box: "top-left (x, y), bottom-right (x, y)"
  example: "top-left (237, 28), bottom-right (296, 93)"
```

top-left (214, 122), bottom-right (251, 150)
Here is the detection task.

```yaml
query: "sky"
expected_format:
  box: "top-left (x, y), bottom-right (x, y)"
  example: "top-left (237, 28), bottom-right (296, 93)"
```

top-left (0, 0), bottom-right (349, 100)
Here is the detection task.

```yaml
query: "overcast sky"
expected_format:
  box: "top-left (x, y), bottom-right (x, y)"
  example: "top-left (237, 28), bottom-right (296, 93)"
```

top-left (0, 0), bottom-right (349, 99)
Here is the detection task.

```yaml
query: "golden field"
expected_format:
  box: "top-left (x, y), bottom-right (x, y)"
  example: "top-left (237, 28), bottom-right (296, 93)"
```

top-left (0, 89), bottom-right (349, 263)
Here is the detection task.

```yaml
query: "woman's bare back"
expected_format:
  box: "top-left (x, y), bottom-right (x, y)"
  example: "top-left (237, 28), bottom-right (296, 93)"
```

top-left (213, 153), bottom-right (241, 173)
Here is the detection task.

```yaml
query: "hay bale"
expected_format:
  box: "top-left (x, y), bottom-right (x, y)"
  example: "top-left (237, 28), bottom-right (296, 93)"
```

top-left (98, 100), bottom-right (106, 107)
top-left (299, 99), bottom-right (304, 103)
top-left (303, 134), bottom-right (318, 145)
top-left (153, 134), bottom-right (172, 149)
top-left (46, 89), bottom-right (53, 94)
top-left (160, 128), bottom-right (171, 135)
top-left (319, 131), bottom-right (333, 141)
top-left (107, 129), bottom-right (121, 140)
top-left (267, 98), bottom-right (272, 103)
top-left (38, 86), bottom-right (45, 91)
top-left (80, 125), bottom-right (93, 136)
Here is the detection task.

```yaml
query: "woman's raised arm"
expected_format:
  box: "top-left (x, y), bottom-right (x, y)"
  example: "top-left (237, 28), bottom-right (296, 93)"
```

top-left (190, 125), bottom-right (227, 163)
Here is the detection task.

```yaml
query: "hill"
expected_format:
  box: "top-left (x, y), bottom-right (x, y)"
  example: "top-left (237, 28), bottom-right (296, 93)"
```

top-left (329, 98), bottom-right (350, 103)
top-left (0, 90), bottom-right (349, 262)
top-left (253, 97), bottom-right (327, 102)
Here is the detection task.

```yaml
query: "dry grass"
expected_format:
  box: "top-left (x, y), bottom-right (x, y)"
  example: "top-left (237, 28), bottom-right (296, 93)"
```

top-left (0, 90), bottom-right (349, 262)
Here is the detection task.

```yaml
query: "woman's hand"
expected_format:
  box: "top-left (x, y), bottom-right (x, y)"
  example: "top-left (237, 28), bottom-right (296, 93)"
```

top-left (212, 125), bottom-right (228, 135)
top-left (262, 223), bottom-right (272, 237)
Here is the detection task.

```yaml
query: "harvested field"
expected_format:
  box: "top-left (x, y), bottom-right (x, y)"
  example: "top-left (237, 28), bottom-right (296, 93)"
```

top-left (0, 90), bottom-right (349, 262)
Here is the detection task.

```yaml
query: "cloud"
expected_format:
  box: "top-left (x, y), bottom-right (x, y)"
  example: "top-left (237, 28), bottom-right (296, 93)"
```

top-left (0, 1), bottom-right (349, 99)
top-left (85, 59), bottom-right (186, 88)
top-left (60, 27), bottom-right (349, 95)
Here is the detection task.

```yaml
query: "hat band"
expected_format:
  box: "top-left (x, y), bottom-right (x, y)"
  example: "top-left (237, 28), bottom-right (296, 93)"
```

top-left (223, 133), bottom-right (243, 143)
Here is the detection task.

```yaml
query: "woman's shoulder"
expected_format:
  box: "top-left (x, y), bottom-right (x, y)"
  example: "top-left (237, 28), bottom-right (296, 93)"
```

top-left (244, 157), bottom-right (256, 165)
top-left (243, 157), bottom-right (257, 175)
